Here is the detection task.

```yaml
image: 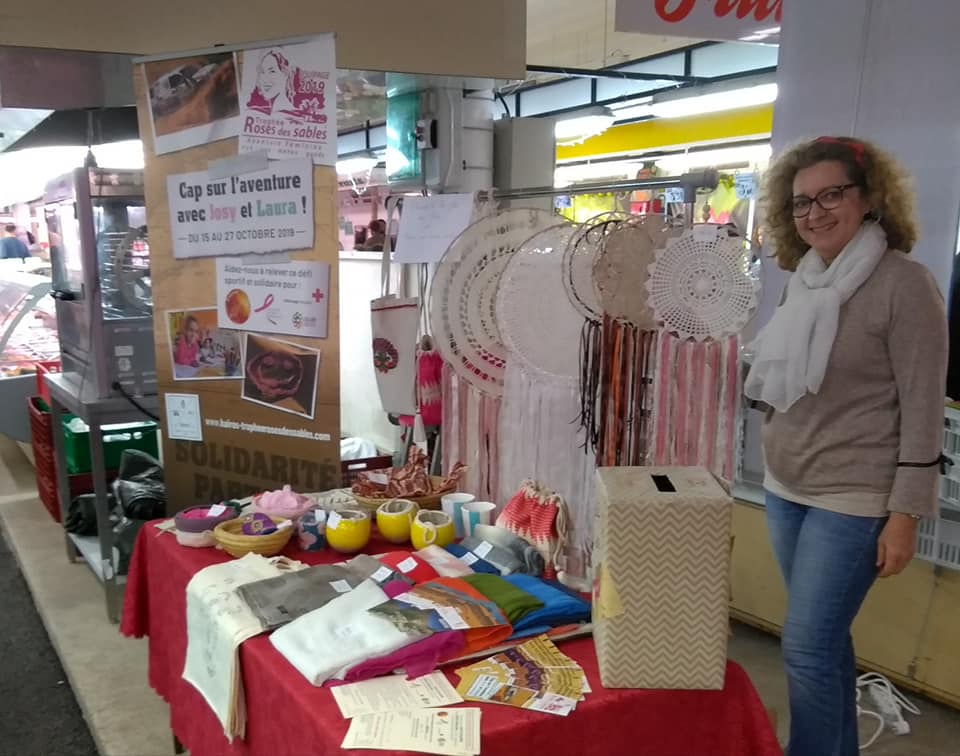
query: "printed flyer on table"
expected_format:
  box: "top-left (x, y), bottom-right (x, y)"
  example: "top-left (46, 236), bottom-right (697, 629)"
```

top-left (167, 157), bottom-right (314, 259)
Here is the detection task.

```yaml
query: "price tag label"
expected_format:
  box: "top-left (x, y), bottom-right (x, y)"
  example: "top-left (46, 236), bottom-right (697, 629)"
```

top-left (207, 504), bottom-right (227, 517)
top-left (330, 580), bottom-right (352, 594)
top-left (371, 566), bottom-right (393, 583)
top-left (663, 187), bottom-right (686, 204)
top-left (735, 172), bottom-right (757, 199)
top-left (474, 541), bottom-right (493, 558)
top-left (397, 557), bottom-right (418, 574)
top-left (436, 606), bottom-right (469, 630)
top-left (314, 508), bottom-right (327, 523)
top-left (327, 511), bottom-right (342, 530)
top-left (459, 552), bottom-right (479, 565)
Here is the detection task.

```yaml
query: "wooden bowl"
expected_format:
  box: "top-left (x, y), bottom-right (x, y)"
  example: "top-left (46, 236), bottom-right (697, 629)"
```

top-left (213, 515), bottom-right (293, 558)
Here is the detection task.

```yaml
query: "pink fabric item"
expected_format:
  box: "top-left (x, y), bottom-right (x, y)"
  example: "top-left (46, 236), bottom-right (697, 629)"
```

top-left (399, 349), bottom-right (444, 427)
top-left (381, 579), bottom-right (413, 599)
top-left (180, 507), bottom-right (216, 520)
top-left (254, 485), bottom-right (313, 516)
top-left (341, 632), bottom-right (467, 683)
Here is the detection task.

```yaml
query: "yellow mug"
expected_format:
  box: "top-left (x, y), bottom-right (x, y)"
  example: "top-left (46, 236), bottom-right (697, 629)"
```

top-left (376, 499), bottom-right (418, 545)
top-left (411, 510), bottom-right (456, 550)
top-left (325, 508), bottom-right (372, 554)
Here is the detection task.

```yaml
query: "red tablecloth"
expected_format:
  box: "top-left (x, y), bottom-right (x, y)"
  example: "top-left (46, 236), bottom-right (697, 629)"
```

top-left (121, 524), bottom-right (782, 756)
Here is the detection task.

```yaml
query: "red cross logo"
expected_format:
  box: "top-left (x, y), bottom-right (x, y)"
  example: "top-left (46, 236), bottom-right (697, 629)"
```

top-left (312, 288), bottom-right (325, 302)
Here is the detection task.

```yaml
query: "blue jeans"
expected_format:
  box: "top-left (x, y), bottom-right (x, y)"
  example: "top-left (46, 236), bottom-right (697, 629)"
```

top-left (765, 492), bottom-right (885, 756)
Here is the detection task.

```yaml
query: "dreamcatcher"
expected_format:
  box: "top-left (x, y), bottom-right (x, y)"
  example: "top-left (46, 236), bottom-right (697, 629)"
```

top-left (432, 208), bottom-right (557, 500)
top-left (495, 222), bottom-right (596, 578)
top-left (645, 223), bottom-right (761, 480)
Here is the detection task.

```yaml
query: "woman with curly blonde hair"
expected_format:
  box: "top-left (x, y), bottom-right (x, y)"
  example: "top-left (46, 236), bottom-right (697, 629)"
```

top-left (744, 136), bottom-right (947, 755)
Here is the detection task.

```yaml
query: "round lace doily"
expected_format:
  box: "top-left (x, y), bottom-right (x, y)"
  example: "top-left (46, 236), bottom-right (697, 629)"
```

top-left (645, 224), bottom-right (761, 341)
top-left (593, 217), bottom-right (681, 329)
top-left (562, 212), bottom-right (629, 321)
top-left (430, 208), bottom-right (558, 396)
top-left (496, 222), bottom-right (582, 382)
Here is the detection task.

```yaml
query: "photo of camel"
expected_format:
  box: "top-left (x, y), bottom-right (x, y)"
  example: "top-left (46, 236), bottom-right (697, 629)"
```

top-left (143, 53), bottom-right (241, 154)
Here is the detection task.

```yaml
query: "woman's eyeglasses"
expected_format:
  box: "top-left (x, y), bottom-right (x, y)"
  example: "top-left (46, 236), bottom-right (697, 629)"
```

top-left (791, 184), bottom-right (859, 218)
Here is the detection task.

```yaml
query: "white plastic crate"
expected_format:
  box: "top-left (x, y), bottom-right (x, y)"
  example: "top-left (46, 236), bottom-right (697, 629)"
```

top-left (916, 515), bottom-right (960, 570)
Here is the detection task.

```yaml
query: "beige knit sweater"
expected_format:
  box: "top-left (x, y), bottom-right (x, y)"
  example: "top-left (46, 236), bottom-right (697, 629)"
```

top-left (762, 250), bottom-right (948, 518)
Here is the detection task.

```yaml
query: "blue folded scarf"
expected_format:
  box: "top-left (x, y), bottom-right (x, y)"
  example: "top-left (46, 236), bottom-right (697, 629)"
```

top-left (444, 543), bottom-right (501, 575)
top-left (502, 574), bottom-right (591, 636)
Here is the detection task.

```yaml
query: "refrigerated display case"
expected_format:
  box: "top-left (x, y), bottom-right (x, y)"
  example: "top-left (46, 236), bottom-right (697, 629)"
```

top-left (0, 267), bottom-right (59, 440)
top-left (44, 167), bottom-right (155, 401)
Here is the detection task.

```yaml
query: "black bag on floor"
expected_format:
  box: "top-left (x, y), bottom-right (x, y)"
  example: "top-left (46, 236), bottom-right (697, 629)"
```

top-left (111, 449), bottom-right (166, 520)
top-left (64, 494), bottom-right (100, 536)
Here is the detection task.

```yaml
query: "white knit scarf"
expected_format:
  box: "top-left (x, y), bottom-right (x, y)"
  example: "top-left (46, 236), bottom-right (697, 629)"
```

top-left (744, 222), bottom-right (887, 412)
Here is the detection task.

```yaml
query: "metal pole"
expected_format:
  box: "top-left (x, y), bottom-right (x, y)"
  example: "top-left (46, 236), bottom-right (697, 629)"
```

top-left (485, 169), bottom-right (719, 202)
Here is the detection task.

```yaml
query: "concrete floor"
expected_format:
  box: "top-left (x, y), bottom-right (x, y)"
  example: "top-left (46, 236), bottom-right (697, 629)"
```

top-left (1, 435), bottom-right (959, 755)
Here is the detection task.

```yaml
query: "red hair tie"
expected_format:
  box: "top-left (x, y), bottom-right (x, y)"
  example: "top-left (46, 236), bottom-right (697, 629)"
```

top-left (815, 136), bottom-right (866, 167)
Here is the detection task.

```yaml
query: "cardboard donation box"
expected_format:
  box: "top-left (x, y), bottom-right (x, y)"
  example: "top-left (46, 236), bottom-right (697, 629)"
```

top-left (592, 466), bottom-right (732, 689)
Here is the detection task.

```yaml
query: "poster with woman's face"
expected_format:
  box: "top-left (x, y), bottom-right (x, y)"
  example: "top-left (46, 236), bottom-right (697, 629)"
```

top-left (239, 35), bottom-right (338, 165)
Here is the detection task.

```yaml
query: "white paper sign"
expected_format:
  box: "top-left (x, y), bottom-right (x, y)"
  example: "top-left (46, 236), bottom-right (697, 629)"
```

top-left (239, 35), bottom-right (338, 164)
top-left (397, 557), bottom-right (418, 574)
top-left (207, 504), bottom-right (227, 516)
top-left (165, 393), bottom-right (203, 441)
top-left (371, 566), bottom-right (393, 583)
top-left (663, 187), bottom-right (686, 204)
top-left (216, 257), bottom-right (330, 338)
top-left (327, 511), bottom-right (343, 530)
top-left (330, 580), bottom-right (352, 594)
top-left (459, 552), bottom-right (479, 566)
top-left (167, 158), bottom-right (314, 259)
top-left (395, 194), bottom-right (475, 264)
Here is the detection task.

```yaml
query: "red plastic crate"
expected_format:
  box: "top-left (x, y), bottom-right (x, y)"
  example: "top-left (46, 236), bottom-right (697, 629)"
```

top-left (35, 361), bottom-right (60, 407)
top-left (27, 396), bottom-right (115, 524)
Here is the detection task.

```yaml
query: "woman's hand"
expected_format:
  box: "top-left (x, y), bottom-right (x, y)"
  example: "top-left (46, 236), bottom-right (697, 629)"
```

top-left (876, 513), bottom-right (919, 577)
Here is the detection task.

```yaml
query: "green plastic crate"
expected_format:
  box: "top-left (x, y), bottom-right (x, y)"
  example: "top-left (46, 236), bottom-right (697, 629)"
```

top-left (61, 418), bottom-right (159, 475)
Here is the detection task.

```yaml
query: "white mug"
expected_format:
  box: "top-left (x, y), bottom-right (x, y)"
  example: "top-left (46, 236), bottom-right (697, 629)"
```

top-left (441, 492), bottom-right (475, 538)
top-left (460, 501), bottom-right (497, 539)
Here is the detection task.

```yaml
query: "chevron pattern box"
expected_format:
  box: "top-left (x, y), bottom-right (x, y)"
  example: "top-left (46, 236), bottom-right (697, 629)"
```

top-left (592, 466), bottom-right (732, 689)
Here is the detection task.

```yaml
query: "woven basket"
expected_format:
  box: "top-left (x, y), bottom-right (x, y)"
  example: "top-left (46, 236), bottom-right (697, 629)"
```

top-left (350, 476), bottom-right (450, 514)
top-left (213, 515), bottom-right (293, 558)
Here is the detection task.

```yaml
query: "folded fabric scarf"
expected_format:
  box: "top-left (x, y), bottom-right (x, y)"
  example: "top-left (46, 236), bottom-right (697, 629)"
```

top-left (444, 543), bottom-right (501, 575)
top-left (370, 577), bottom-right (512, 657)
top-left (270, 580), bottom-right (429, 686)
top-left (472, 525), bottom-right (545, 575)
top-left (238, 561), bottom-right (376, 631)
top-left (417, 544), bottom-right (476, 578)
top-left (376, 551), bottom-right (440, 584)
top-left (347, 554), bottom-right (411, 586)
top-left (502, 574), bottom-right (591, 635)
top-left (341, 631), bottom-right (466, 683)
top-left (461, 574), bottom-right (544, 624)
top-left (381, 578), bottom-right (413, 599)
top-left (458, 536), bottom-right (523, 575)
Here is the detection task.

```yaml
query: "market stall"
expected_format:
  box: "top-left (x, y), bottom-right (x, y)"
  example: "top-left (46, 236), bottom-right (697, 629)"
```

top-left (121, 523), bottom-right (780, 756)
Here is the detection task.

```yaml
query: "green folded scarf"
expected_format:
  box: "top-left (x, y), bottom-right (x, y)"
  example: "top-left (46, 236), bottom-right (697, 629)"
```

top-left (461, 573), bottom-right (544, 625)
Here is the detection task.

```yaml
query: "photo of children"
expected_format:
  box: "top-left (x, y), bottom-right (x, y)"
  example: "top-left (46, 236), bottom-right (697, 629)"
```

top-left (241, 333), bottom-right (320, 419)
top-left (167, 308), bottom-right (242, 380)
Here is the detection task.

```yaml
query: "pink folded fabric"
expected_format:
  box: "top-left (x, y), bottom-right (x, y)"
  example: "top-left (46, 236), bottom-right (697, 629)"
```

top-left (341, 631), bottom-right (467, 683)
top-left (382, 579), bottom-right (413, 599)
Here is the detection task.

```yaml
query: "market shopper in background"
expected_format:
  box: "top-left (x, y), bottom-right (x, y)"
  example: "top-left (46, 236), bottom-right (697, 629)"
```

top-left (744, 137), bottom-right (948, 755)
top-left (0, 223), bottom-right (30, 260)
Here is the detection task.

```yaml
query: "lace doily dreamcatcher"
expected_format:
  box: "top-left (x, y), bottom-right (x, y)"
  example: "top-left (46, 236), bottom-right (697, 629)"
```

top-left (645, 224), bottom-right (761, 342)
top-left (562, 212), bottom-right (629, 321)
top-left (430, 208), bottom-right (557, 397)
top-left (593, 216), bottom-right (682, 330)
top-left (497, 222), bottom-right (583, 382)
